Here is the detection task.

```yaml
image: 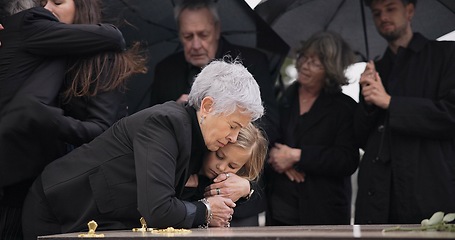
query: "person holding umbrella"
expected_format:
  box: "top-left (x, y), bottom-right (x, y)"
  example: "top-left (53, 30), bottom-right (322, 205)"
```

top-left (150, 0), bottom-right (279, 227)
top-left (355, 0), bottom-right (455, 224)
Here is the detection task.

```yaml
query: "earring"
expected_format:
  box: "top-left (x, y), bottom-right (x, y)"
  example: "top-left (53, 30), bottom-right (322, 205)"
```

top-left (200, 116), bottom-right (205, 124)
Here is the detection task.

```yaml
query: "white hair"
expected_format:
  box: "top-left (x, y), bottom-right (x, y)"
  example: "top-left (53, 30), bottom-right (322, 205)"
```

top-left (188, 58), bottom-right (264, 121)
top-left (5, 0), bottom-right (37, 15)
top-left (174, 0), bottom-right (219, 29)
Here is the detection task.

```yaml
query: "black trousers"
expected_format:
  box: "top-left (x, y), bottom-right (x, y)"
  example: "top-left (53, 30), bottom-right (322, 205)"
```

top-left (0, 204), bottom-right (23, 240)
top-left (22, 177), bottom-right (61, 240)
top-left (1, 179), bottom-right (37, 240)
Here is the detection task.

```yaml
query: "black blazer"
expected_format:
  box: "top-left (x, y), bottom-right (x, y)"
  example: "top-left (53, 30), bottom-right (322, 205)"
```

top-left (266, 82), bottom-right (359, 225)
top-left (25, 102), bottom-right (208, 233)
top-left (151, 38), bottom-right (280, 144)
top-left (354, 34), bottom-right (455, 224)
top-left (0, 7), bottom-right (125, 111)
top-left (151, 39), bottom-right (277, 219)
top-left (0, 7), bottom-right (125, 190)
top-left (57, 60), bottom-right (128, 147)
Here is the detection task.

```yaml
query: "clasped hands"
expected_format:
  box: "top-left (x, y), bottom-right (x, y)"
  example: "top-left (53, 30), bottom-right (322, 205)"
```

top-left (269, 143), bottom-right (305, 183)
top-left (360, 61), bottom-right (391, 109)
top-left (204, 173), bottom-right (250, 227)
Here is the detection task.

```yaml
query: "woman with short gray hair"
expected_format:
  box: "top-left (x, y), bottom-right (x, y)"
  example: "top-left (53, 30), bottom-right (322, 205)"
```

top-left (22, 59), bottom-right (263, 239)
top-left (189, 59), bottom-right (263, 119)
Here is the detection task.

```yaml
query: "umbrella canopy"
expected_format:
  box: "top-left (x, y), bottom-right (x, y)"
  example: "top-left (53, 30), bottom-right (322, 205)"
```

top-left (103, 0), bottom-right (289, 113)
top-left (255, 0), bottom-right (455, 61)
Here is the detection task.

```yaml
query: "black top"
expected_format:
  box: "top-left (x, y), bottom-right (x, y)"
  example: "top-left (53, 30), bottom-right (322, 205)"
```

top-left (0, 7), bottom-right (125, 111)
top-left (355, 33), bottom-right (455, 224)
top-left (151, 38), bottom-right (280, 144)
top-left (0, 7), bottom-right (125, 196)
top-left (22, 102), bottom-right (210, 234)
top-left (266, 82), bottom-right (359, 225)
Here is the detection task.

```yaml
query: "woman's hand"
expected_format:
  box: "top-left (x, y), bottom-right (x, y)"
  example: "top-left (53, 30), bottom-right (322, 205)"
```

top-left (285, 168), bottom-right (305, 183)
top-left (204, 173), bottom-right (249, 202)
top-left (268, 143), bottom-right (300, 173)
top-left (206, 196), bottom-right (235, 227)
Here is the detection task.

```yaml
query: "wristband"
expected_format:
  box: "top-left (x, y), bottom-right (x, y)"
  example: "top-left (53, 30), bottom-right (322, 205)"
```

top-left (198, 198), bottom-right (212, 228)
top-left (245, 181), bottom-right (254, 200)
top-left (245, 189), bottom-right (254, 200)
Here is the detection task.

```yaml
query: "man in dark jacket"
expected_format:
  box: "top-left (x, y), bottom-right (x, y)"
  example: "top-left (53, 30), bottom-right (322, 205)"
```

top-left (355, 0), bottom-right (455, 224)
top-left (150, 0), bottom-right (279, 145)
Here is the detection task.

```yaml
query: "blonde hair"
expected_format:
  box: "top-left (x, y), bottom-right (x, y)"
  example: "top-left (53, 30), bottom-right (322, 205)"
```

top-left (235, 123), bottom-right (268, 181)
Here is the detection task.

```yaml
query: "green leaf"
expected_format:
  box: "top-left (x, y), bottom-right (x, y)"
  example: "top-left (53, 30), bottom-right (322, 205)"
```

top-left (384, 211), bottom-right (455, 233)
top-left (428, 212), bottom-right (444, 225)
top-left (443, 213), bottom-right (455, 223)
top-left (421, 219), bottom-right (430, 226)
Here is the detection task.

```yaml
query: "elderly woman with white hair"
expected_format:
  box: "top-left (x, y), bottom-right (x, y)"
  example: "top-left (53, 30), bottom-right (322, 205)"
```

top-left (22, 59), bottom-right (264, 239)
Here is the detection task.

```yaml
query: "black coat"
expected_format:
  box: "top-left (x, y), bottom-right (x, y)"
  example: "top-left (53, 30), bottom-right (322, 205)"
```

top-left (266, 82), bottom-right (359, 225)
top-left (150, 39), bottom-right (278, 220)
top-left (354, 33), bottom-right (455, 224)
top-left (0, 7), bottom-right (125, 192)
top-left (0, 7), bottom-right (125, 111)
top-left (151, 38), bottom-right (280, 144)
top-left (22, 102), bottom-right (208, 235)
top-left (57, 62), bottom-right (128, 147)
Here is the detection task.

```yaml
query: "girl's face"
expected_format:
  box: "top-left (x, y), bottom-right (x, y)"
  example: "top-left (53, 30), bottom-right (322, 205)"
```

top-left (43, 0), bottom-right (76, 24)
top-left (201, 143), bottom-right (250, 180)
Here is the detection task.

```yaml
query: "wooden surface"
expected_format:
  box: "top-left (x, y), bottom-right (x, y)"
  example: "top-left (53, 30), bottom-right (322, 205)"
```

top-left (39, 225), bottom-right (455, 239)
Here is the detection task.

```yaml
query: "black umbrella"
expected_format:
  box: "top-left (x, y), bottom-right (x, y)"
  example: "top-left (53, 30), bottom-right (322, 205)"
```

top-left (102, 0), bottom-right (289, 113)
top-left (255, 0), bottom-right (455, 61)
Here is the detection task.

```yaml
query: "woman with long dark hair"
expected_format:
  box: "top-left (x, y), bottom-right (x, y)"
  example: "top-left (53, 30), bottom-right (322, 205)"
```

top-left (42, 0), bottom-right (147, 147)
top-left (0, 1), bottom-right (146, 238)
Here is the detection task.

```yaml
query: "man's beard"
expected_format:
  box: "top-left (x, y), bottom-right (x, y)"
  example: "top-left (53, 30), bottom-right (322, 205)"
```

top-left (379, 24), bottom-right (407, 42)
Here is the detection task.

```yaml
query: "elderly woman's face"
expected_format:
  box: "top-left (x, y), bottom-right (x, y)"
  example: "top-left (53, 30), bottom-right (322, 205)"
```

top-left (296, 52), bottom-right (326, 89)
top-left (200, 108), bottom-right (251, 152)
